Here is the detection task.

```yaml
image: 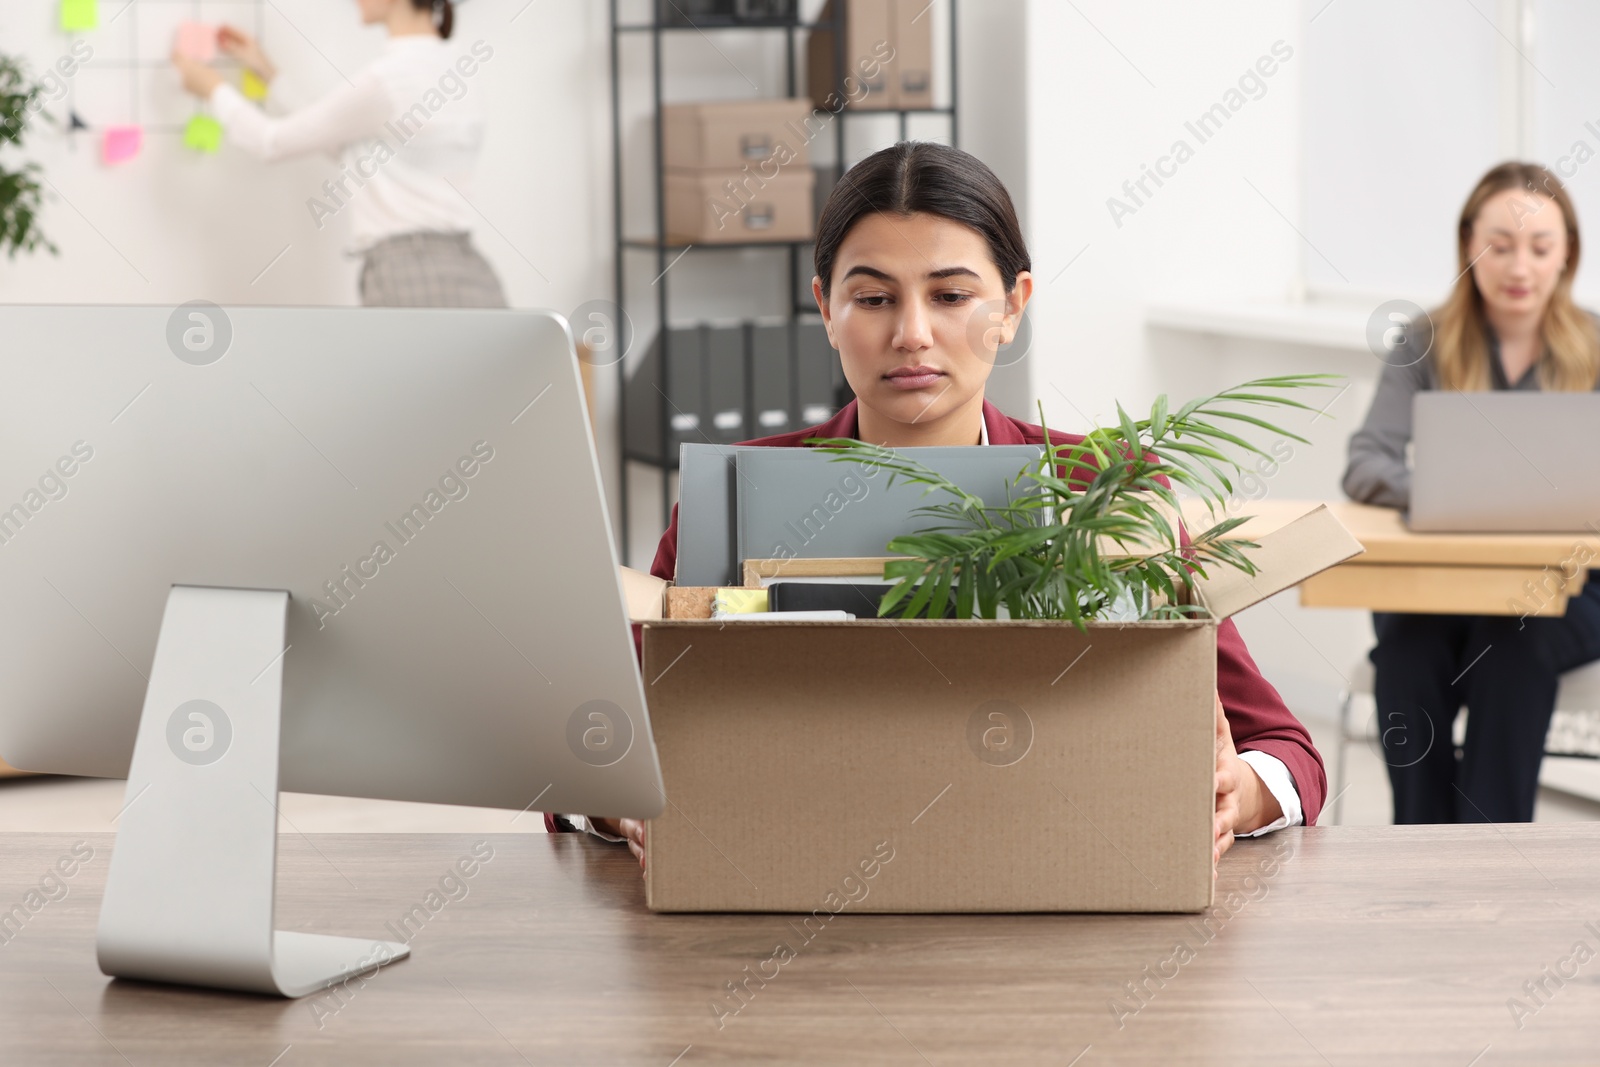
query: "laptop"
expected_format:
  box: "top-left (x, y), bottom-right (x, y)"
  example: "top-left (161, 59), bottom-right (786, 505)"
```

top-left (1409, 392), bottom-right (1600, 532)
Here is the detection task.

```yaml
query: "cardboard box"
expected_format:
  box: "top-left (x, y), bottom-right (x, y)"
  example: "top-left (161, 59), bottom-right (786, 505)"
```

top-left (808, 0), bottom-right (894, 110)
top-left (664, 169), bottom-right (816, 244)
top-left (890, 0), bottom-right (934, 108)
top-left (663, 99), bottom-right (815, 172)
top-left (641, 505), bottom-right (1363, 912)
top-left (808, 0), bottom-right (931, 110)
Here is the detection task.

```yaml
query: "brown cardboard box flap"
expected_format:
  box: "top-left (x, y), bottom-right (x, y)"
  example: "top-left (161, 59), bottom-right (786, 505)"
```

top-left (1189, 503), bottom-right (1364, 620)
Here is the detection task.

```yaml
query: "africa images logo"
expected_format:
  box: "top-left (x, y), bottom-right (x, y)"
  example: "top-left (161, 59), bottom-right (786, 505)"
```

top-left (166, 300), bottom-right (233, 366)
top-left (166, 699), bottom-right (232, 766)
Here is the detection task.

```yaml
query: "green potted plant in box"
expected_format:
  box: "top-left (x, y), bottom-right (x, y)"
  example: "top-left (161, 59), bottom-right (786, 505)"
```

top-left (0, 52), bottom-right (56, 258)
top-left (811, 374), bottom-right (1336, 626)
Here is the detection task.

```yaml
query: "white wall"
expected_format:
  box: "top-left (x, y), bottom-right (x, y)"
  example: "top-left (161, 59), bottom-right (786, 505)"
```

top-left (1023, 0), bottom-right (1379, 722)
top-left (1300, 0), bottom-right (1501, 302)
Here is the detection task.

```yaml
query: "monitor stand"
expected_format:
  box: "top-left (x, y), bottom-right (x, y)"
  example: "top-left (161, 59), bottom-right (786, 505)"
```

top-left (96, 585), bottom-right (410, 997)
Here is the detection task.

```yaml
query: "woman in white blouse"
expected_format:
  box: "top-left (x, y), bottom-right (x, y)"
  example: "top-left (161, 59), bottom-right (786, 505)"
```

top-left (171, 0), bottom-right (507, 308)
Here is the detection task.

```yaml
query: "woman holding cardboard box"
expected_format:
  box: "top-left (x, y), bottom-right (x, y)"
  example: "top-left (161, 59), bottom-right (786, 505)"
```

top-left (169, 0), bottom-right (507, 308)
top-left (1344, 161), bottom-right (1600, 824)
top-left (554, 141), bottom-right (1324, 868)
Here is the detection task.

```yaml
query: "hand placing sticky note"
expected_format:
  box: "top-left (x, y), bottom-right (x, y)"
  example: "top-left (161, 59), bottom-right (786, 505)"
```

top-left (241, 69), bottom-right (268, 102)
top-left (102, 126), bottom-right (142, 165)
top-left (60, 0), bottom-right (98, 32)
top-left (175, 22), bottom-right (218, 62)
top-left (183, 114), bottom-right (222, 154)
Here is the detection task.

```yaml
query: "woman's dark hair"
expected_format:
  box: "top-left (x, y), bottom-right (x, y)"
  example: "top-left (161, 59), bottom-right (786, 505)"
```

top-left (814, 141), bottom-right (1030, 300)
top-left (412, 0), bottom-right (454, 39)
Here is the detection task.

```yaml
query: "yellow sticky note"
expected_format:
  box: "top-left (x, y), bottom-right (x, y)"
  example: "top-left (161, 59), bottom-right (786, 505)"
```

top-left (60, 0), bottom-right (98, 32)
top-left (183, 114), bottom-right (223, 154)
top-left (712, 588), bottom-right (769, 616)
top-left (241, 69), bottom-right (268, 102)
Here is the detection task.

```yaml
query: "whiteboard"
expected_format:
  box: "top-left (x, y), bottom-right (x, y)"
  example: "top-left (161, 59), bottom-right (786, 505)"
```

top-left (0, 0), bottom-right (628, 314)
top-left (0, 0), bottom-right (394, 305)
top-left (65, 0), bottom-right (267, 135)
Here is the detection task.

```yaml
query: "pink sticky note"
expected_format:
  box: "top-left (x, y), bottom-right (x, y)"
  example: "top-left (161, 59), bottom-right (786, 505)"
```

top-left (102, 125), bottom-right (142, 165)
top-left (175, 22), bottom-right (218, 62)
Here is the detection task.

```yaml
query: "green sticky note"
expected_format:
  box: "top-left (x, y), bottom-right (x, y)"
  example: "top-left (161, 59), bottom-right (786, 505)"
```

top-left (60, 0), bottom-right (98, 32)
top-left (183, 114), bottom-right (222, 154)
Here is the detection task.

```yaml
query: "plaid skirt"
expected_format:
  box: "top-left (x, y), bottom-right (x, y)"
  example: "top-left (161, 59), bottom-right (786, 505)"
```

top-left (358, 232), bottom-right (508, 308)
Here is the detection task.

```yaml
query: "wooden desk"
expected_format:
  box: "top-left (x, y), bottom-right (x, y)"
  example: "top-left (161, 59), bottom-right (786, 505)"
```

top-left (1186, 499), bottom-right (1595, 615)
top-left (3, 828), bottom-right (1598, 1064)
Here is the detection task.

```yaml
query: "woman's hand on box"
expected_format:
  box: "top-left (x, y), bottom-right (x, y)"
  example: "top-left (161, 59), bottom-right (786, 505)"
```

top-left (590, 817), bottom-right (647, 875)
top-left (1213, 692), bottom-right (1283, 872)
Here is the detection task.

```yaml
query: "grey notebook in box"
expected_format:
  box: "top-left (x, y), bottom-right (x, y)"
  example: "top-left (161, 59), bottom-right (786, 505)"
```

top-left (735, 445), bottom-right (1046, 566)
top-left (677, 443), bottom-right (770, 587)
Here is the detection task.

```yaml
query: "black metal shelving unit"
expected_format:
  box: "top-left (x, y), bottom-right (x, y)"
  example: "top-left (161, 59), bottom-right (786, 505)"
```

top-left (609, 0), bottom-right (959, 558)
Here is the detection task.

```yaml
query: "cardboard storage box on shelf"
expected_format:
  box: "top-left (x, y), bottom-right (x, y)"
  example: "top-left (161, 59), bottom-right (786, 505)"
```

top-left (638, 505), bottom-right (1363, 913)
top-left (662, 99), bottom-right (815, 171)
top-left (887, 0), bottom-right (932, 107)
top-left (808, 0), bottom-right (933, 110)
top-left (664, 169), bottom-right (816, 244)
top-left (660, 98), bottom-right (818, 244)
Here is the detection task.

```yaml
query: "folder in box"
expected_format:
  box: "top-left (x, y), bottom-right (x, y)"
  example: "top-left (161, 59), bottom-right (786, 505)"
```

top-left (734, 445), bottom-right (1047, 564)
top-left (676, 442), bottom-right (767, 587)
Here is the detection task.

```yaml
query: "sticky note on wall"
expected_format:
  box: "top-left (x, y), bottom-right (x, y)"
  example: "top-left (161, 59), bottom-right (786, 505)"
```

top-left (183, 114), bottom-right (222, 154)
top-left (241, 69), bottom-right (268, 101)
top-left (102, 125), bottom-right (142, 164)
top-left (61, 0), bottom-right (98, 31)
top-left (175, 22), bottom-right (218, 62)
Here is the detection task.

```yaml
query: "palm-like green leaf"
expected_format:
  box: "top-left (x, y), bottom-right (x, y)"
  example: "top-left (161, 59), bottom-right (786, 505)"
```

top-left (806, 373), bottom-right (1336, 626)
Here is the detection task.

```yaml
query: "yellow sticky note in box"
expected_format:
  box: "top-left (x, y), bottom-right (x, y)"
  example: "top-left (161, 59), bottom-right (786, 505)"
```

top-left (183, 114), bottom-right (223, 154)
top-left (241, 69), bottom-right (268, 102)
top-left (60, 0), bottom-right (98, 32)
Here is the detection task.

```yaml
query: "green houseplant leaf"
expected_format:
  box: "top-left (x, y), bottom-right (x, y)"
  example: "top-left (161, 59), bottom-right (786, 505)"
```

top-left (808, 374), bottom-right (1338, 627)
top-left (0, 52), bottom-right (58, 259)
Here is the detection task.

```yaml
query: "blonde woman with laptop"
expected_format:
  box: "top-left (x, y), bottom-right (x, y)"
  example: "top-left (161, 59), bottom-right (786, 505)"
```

top-left (1344, 161), bottom-right (1600, 824)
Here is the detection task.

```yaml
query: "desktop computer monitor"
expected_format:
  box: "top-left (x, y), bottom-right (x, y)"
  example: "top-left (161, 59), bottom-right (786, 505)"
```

top-left (0, 305), bottom-right (663, 996)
